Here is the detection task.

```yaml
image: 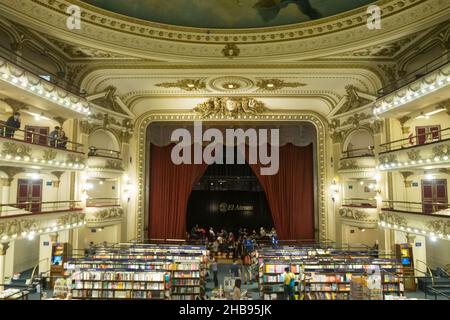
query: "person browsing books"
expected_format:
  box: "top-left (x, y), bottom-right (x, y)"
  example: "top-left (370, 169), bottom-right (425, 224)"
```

top-left (283, 266), bottom-right (296, 300)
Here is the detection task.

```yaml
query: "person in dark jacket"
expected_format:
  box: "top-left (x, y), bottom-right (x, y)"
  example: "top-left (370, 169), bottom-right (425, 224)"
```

top-left (49, 126), bottom-right (60, 147)
top-left (3, 112), bottom-right (21, 138)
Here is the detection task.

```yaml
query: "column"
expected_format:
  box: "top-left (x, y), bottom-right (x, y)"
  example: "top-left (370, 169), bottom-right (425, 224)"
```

top-left (0, 242), bottom-right (10, 292)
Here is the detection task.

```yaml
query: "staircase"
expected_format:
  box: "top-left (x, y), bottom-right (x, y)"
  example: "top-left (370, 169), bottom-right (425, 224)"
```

top-left (417, 269), bottom-right (450, 299)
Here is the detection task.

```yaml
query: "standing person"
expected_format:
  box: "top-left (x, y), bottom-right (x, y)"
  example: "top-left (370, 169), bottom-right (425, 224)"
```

top-left (57, 130), bottom-right (68, 149)
top-left (49, 126), bottom-right (60, 147)
top-left (283, 267), bottom-right (296, 300)
top-left (232, 279), bottom-right (242, 300)
top-left (211, 257), bottom-right (219, 288)
top-left (229, 259), bottom-right (241, 279)
top-left (4, 112), bottom-right (21, 138)
top-left (242, 250), bottom-right (253, 285)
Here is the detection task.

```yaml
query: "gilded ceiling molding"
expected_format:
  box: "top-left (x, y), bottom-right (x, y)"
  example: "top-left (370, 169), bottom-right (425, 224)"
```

top-left (134, 109), bottom-right (329, 242)
top-left (256, 79), bottom-right (307, 91)
top-left (155, 79), bottom-right (207, 91)
top-left (336, 85), bottom-right (373, 115)
top-left (1, 0), bottom-right (446, 60)
top-left (79, 63), bottom-right (384, 94)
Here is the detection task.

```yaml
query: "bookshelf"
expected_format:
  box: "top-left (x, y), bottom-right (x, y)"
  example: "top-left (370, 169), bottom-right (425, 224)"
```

top-left (257, 247), bottom-right (404, 300)
top-left (70, 270), bottom-right (168, 300)
top-left (64, 244), bottom-right (207, 300)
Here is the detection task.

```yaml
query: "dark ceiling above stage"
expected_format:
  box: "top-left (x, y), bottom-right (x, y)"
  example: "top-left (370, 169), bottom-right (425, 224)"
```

top-left (81, 0), bottom-right (376, 29)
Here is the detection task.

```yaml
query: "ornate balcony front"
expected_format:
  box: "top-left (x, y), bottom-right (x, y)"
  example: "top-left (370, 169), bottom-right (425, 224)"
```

top-left (86, 148), bottom-right (124, 179)
top-left (0, 126), bottom-right (86, 171)
top-left (85, 198), bottom-right (123, 228)
top-left (378, 127), bottom-right (450, 172)
top-left (374, 55), bottom-right (450, 118)
top-left (0, 201), bottom-right (85, 243)
top-left (339, 198), bottom-right (379, 228)
top-left (338, 147), bottom-right (376, 178)
top-left (0, 56), bottom-right (90, 117)
top-left (379, 201), bottom-right (450, 241)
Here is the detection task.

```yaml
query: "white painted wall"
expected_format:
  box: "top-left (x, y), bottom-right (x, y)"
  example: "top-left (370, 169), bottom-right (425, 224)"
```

top-left (425, 239), bottom-right (450, 269)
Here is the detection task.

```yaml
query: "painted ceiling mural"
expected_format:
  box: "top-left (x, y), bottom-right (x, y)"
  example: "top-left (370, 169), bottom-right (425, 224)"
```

top-left (81, 0), bottom-right (376, 29)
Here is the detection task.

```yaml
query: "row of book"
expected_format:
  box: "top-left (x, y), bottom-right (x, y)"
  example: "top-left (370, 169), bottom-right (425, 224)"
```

top-left (72, 271), bottom-right (166, 282)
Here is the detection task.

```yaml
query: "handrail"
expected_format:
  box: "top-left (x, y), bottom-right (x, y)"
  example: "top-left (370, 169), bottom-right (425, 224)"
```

top-left (0, 44), bottom-right (82, 96)
top-left (381, 200), bottom-right (450, 216)
top-left (0, 122), bottom-right (84, 153)
top-left (416, 259), bottom-right (435, 286)
top-left (377, 53), bottom-right (449, 96)
top-left (342, 198), bottom-right (378, 208)
top-left (0, 200), bottom-right (82, 217)
top-left (86, 198), bottom-right (120, 208)
top-left (88, 146), bottom-right (121, 159)
top-left (341, 146), bottom-right (375, 159)
top-left (380, 126), bottom-right (450, 153)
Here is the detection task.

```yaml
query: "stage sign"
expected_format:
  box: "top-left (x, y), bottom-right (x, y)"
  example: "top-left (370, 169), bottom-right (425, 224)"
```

top-left (186, 190), bottom-right (273, 233)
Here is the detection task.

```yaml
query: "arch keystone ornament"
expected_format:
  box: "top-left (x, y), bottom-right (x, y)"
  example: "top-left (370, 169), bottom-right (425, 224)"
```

top-left (193, 97), bottom-right (268, 119)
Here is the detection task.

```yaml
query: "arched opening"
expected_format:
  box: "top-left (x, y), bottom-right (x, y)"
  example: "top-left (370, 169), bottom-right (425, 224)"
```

top-left (343, 128), bottom-right (374, 158)
top-left (88, 129), bottom-right (120, 154)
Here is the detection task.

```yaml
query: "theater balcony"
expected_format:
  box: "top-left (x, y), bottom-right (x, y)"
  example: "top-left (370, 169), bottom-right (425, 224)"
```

top-left (379, 200), bottom-right (450, 241)
top-left (86, 148), bottom-right (124, 179)
top-left (378, 127), bottom-right (450, 172)
top-left (339, 198), bottom-right (379, 229)
top-left (0, 126), bottom-right (86, 171)
top-left (338, 147), bottom-right (377, 178)
top-left (373, 54), bottom-right (450, 119)
top-left (0, 201), bottom-right (85, 243)
top-left (0, 54), bottom-right (90, 118)
top-left (84, 198), bottom-right (123, 229)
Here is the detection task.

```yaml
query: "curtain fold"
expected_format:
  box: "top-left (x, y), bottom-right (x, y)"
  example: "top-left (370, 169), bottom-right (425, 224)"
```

top-left (249, 143), bottom-right (315, 240)
top-left (148, 144), bottom-right (208, 239)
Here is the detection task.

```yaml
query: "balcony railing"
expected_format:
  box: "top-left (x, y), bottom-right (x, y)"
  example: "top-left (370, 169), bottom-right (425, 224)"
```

top-left (88, 147), bottom-right (121, 159)
top-left (377, 53), bottom-right (449, 96)
top-left (86, 198), bottom-right (120, 208)
top-left (0, 123), bottom-right (83, 153)
top-left (0, 44), bottom-right (82, 96)
top-left (380, 127), bottom-right (450, 154)
top-left (381, 200), bottom-right (450, 216)
top-left (342, 198), bottom-right (377, 208)
top-left (0, 200), bottom-right (82, 217)
top-left (341, 146), bottom-right (375, 159)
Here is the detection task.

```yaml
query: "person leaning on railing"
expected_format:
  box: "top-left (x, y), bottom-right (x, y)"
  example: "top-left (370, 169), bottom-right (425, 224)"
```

top-left (0, 112), bottom-right (21, 138)
top-left (57, 130), bottom-right (68, 149)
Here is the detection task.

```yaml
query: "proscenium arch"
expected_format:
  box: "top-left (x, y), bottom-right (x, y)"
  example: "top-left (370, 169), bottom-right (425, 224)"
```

top-left (134, 110), bottom-right (330, 243)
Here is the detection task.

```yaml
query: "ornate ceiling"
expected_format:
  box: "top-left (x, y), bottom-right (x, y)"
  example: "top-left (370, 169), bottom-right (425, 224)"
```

top-left (0, 0), bottom-right (447, 62)
top-left (80, 0), bottom-right (376, 29)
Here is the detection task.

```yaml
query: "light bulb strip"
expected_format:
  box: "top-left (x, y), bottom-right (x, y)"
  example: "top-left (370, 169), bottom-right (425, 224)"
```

top-left (0, 153), bottom-right (85, 170)
top-left (378, 221), bottom-right (450, 241)
top-left (0, 220), bottom-right (87, 243)
top-left (378, 155), bottom-right (450, 171)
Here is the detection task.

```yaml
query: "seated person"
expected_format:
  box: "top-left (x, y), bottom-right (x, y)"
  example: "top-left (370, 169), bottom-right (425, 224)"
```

top-left (232, 279), bottom-right (242, 300)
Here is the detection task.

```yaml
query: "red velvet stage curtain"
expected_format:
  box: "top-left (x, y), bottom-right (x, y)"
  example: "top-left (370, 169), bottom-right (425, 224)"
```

top-left (148, 144), bottom-right (208, 239)
top-left (249, 143), bottom-right (315, 240)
